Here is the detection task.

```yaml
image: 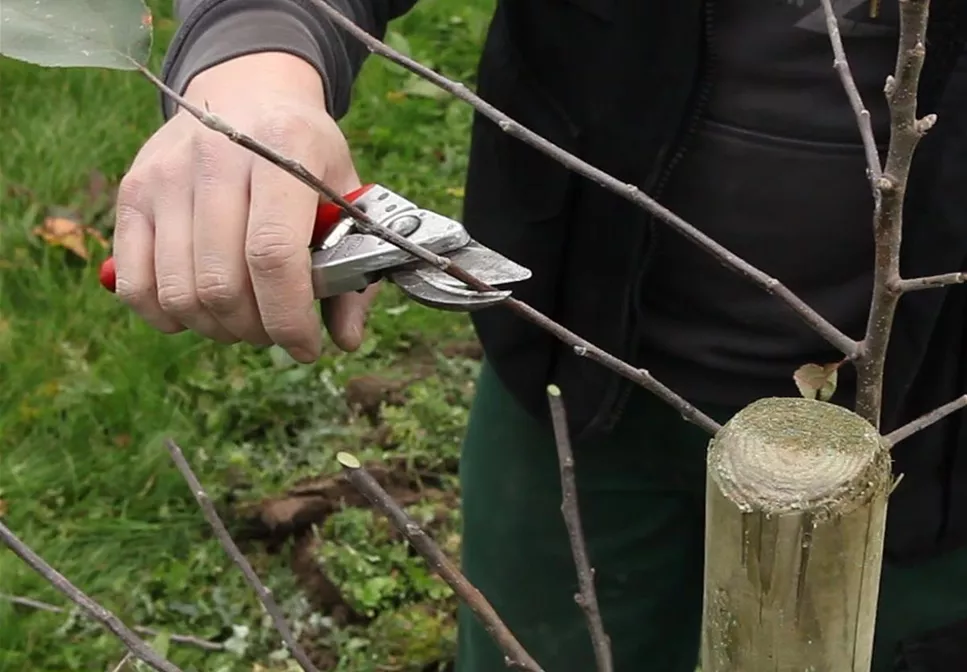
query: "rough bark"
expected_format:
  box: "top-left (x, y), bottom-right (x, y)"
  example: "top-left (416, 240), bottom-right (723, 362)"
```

top-left (701, 398), bottom-right (891, 672)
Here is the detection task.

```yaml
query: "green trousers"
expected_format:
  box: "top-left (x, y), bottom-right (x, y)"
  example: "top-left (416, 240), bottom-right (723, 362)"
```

top-left (454, 360), bottom-right (967, 672)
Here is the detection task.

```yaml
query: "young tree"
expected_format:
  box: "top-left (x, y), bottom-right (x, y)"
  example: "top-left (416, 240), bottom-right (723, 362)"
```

top-left (0, 0), bottom-right (962, 670)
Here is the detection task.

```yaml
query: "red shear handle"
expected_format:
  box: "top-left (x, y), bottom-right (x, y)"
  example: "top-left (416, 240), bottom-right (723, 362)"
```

top-left (97, 184), bottom-right (375, 293)
top-left (312, 183), bottom-right (374, 244)
top-left (98, 256), bottom-right (117, 292)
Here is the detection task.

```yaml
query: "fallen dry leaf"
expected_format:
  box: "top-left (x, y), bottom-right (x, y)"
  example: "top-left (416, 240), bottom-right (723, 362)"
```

top-left (33, 215), bottom-right (108, 260)
top-left (793, 361), bottom-right (842, 402)
top-left (0, 499), bottom-right (7, 518)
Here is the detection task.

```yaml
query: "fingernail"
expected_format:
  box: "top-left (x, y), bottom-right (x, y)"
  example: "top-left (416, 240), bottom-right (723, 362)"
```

top-left (289, 346), bottom-right (318, 363)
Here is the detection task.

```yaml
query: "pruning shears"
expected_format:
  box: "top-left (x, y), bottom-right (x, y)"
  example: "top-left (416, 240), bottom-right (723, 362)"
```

top-left (98, 183), bottom-right (531, 311)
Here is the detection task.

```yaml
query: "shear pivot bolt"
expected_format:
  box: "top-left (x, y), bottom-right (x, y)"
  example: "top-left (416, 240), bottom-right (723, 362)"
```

top-left (387, 215), bottom-right (421, 237)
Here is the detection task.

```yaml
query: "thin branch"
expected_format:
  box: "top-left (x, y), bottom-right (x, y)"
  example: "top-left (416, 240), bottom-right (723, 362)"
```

top-left (890, 472), bottom-right (906, 495)
top-left (515, 302), bottom-right (722, 435)
top-left (0, 593), bottom-right (224, 652)
top-left (163, 439), bottom-right (320, 672)
top-left (883, 394), bottom-right (967, 447)
top-left (335, 452), bottom-right (545, 672)
top-left (131, 58), bottom-right (721, 436)
top-left (820, 0), bottom-right (884, 184)
top-left (546, 386), bottom-right (613, 672)
top-left (111, 653), bottom-right (134, 672)
top-left (0, 522), bottom-right (183, 672)
top-left (852, 0), bottom-right (934, 428)
top-left (896, 271), bottom-right (967, 292)
top-left (312, 0), bottom-right (859, 360)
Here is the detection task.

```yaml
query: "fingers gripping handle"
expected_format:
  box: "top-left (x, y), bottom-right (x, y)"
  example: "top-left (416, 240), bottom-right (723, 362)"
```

top-left (96, 184), bottom-right (375, 293)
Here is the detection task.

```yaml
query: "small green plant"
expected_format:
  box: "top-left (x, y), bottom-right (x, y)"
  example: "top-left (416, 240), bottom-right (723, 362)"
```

top-left (317, 505), bottom-right (457, 617)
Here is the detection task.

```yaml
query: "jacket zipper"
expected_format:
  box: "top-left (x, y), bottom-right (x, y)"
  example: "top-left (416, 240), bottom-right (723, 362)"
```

top-left (592, 0), bottom-right (719, 434)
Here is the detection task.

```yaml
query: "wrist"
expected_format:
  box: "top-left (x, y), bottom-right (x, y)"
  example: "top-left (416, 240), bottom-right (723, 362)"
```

top-left (184, 51), bottom-right (327, 108)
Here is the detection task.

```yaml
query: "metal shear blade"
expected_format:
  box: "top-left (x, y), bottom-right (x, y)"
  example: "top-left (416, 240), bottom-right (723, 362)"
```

top-left (310, 209), bottom-right (469, 297)
top-left (391, 240), bottom-right (532, 311)
top-left (309, 183), bottom-right (532, 311)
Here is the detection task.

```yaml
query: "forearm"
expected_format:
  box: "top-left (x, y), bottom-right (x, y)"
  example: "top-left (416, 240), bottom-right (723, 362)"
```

top-left (160, 0), bottom-right (418, 120)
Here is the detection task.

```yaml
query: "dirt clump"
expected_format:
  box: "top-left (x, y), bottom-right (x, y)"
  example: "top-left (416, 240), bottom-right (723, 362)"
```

top-left (439, 340), bottom-right (483, 360)
top-left (234, 456), bottom-right (456, 547)
top-left (290, 533), bottom-right (363, 626)
top-left (344, 374), bottom-right (424, 424)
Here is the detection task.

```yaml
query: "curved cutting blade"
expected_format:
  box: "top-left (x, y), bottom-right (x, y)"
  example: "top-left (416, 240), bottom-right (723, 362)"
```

top-left (392, 272), bottom-right (512, 311)
top-left (389, 240), bottom-right (532, 312)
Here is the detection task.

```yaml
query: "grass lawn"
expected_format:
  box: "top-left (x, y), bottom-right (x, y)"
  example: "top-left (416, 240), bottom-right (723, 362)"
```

top-left (0, 0), bottom-right (496, 669)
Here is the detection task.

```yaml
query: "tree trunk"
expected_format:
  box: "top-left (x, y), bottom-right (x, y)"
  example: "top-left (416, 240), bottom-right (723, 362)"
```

top-left (701, 397), bottom-right (891, 672)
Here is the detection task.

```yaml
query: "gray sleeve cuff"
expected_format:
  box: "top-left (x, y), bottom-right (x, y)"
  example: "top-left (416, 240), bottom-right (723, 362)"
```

top-left (160, 0), bottom-right (365, 121)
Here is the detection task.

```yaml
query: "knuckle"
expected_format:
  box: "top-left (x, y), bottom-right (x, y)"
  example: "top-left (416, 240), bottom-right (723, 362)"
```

top-left (114, 276), bottom-right (153, 308)
top-left (112, 203), bottom-right (144, 249)
top-left (245, 226), bottom-right (302, 274)
top-left (195, 271), bottom-right (239, 311)
top-left (192, 132), bottom-right (233, 178)
top-left (252, 111), bottom-right (311, 151)
top-left (116, 171), bottom-right (150, 211)
top-left (148, 154), bottom-right (189, 187)
top-left (156, 280), bottom-right (198, 315)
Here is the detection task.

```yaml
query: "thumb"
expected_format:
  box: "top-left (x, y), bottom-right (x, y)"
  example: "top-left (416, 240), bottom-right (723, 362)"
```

top-left (322, 282), bottom-right (381, 352)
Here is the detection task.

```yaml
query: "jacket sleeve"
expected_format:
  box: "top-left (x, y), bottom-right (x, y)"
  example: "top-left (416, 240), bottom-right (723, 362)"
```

top-left (159, 0), bottom-right (420, 121)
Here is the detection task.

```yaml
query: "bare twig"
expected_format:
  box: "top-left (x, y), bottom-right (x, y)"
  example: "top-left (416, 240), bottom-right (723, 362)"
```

top-left (515, 303), bottom-right (722, 435)
top-left (0, 522), bottom-right (183, 672)
top-left (821, 2), bottom-right (967, 441)
top-left (883, 394), bottom-right (967, 447)
top-left (895, 271), bottom-right (967, 292)
top-left (163, 439), bottom-right (320, 672)
top-left (852, 0), bottom-right (934, 428)
top-left (0, 593), bottom-right (224, 652)
top-left (110, 653), bottom-right (133, 672)
top-left (890, 472), bottom-right (906, 495)
top-left (546, 385), bottom-right (613, 672)
top-left (312, 0), bottom-right (859, 360)
top-left (819, 0), bottom-right (884, 183)
top-left (131, 59), bottom-right (721, 436)
top-left (335, 452), bottom-right (545, 672)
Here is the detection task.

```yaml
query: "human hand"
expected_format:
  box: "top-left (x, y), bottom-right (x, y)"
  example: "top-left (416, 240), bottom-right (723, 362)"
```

top-left (113, 52), bottom-right (378, 362)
